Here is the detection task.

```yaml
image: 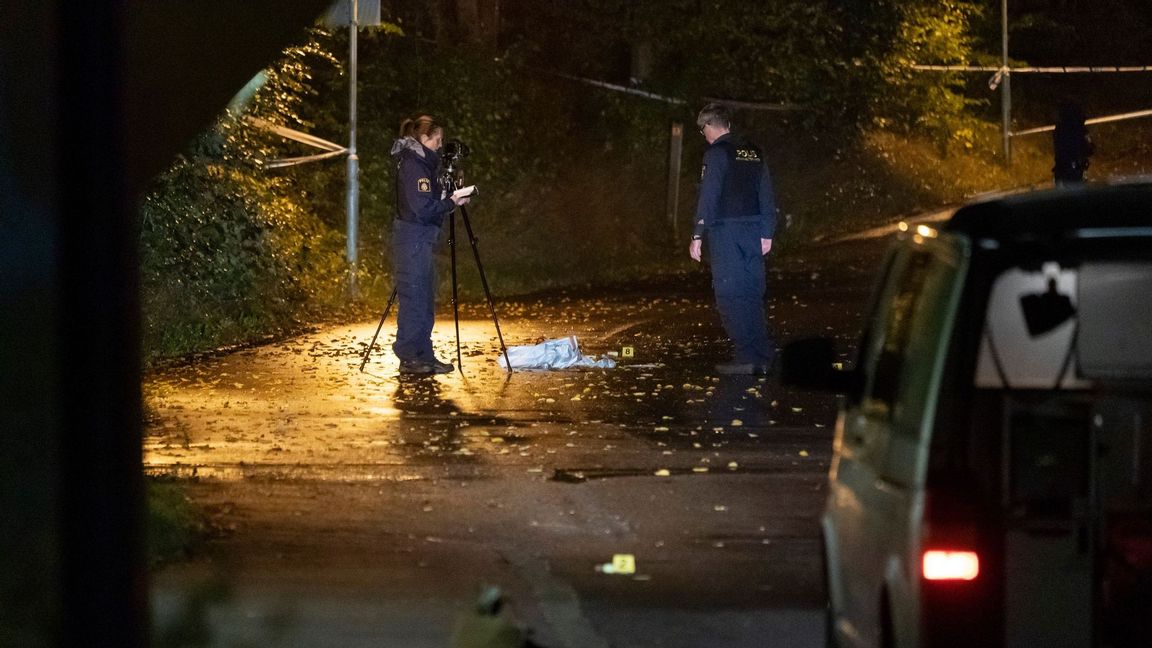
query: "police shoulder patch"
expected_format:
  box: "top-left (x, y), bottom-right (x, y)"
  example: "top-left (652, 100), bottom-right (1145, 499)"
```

top-left (417, 178), bottom-right (431, 192)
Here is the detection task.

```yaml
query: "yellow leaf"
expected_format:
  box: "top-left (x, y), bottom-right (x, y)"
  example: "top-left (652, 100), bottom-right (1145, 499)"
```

top-left (612, 553), bottom-right (636, 574)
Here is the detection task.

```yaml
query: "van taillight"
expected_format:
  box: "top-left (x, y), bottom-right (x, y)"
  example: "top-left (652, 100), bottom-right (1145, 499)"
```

top-left (922, 550), bottom-right (980, 581)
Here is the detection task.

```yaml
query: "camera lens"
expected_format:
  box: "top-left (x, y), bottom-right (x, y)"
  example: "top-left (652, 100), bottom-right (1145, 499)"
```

top-left (445, 139), bottom-right (470, 160)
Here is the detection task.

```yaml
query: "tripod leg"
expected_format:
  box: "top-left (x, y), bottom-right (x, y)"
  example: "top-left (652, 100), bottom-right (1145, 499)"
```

top-left (359, 286), bottom-right (398, 372)
top-left (458, 205), bottom-right (512, 373)
top-left (449, 209), bottom-right (463, 371)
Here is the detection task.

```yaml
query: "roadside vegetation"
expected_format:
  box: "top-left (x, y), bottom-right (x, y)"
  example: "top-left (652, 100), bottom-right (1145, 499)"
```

top-left (139, 1), bottom-right (1152, 362)
top-left (146, 477), bottom-right (206, 565)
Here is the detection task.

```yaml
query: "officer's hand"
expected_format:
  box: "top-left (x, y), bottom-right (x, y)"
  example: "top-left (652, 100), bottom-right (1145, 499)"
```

top-left (689, 239), bottom-right (702, 262)
top-left (451, 195), bottom-right (471, 206)
top-left (761, 238), bottom-right (773, 256)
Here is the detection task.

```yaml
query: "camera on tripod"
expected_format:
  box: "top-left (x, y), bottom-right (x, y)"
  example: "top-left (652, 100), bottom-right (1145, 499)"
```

top-left (442, 139), bottom-right (470, 175)
top-left (361, 136), bottom-right (509, 374)
top-left (443, 138), bottom-right (470, 163)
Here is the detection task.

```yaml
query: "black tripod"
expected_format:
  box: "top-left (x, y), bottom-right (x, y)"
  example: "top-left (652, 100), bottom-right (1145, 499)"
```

top-left (359, 178), bottom-right (512, 374)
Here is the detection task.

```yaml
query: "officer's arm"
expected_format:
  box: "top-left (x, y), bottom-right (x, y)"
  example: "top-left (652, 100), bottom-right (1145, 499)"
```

top-left (693, 147), bottom-right (728, 240)
top-left (758, 165), bottom-right (778, 240)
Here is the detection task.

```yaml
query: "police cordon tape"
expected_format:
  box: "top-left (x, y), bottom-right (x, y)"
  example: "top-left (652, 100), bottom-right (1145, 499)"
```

top-left (249, 59), bottom-right (1152, 165)
top-left (914, 64), bottom-right (1152, 73)
top-left (911, 63), bottom-right (1152, 137)
top-left (246, 116), bottom-right (348, 169)
top-left (247, 72), bottom-right (805, 171)
top-left (543, 69), bottom-right (805, 112)
top-left (1011, 108), bottom-right (1152, 138)
top-left (915, 64), bottom-right (1152, 90)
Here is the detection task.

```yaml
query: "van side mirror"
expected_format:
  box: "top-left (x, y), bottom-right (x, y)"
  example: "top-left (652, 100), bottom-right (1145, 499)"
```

top-left (781, 337), bottom-right (858, 393)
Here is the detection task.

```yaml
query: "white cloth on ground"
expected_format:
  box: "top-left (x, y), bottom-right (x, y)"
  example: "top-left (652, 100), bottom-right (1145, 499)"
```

top-left (497, 336), bottom-right (616, 370)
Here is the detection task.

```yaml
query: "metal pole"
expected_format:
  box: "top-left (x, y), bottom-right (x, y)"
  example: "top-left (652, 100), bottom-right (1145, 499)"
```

top-left (346, 0), bottom-right (361, 297)
top-left (358, 287), bottom-right (398, 372)
top-left (458, 203), bottom-right (513, 373)
top-left (449, 209), bottom-right (463, 371)
top-left (1001, 0), bottom-right (1012, 164)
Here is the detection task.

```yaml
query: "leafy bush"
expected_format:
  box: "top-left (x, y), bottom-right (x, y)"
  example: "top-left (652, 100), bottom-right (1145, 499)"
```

top-left (140, 32), bottom-right (349, 361)
top-left (872, 1), bottom-right (986, 149)
top-left (140, 126), bottom-right (348, 360)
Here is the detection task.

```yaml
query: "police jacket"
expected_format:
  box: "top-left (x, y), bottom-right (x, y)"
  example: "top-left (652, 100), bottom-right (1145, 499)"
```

top-left (391, 137), bottom-right (455, 233)
top-left (693, 133), bottom-right (777, 241)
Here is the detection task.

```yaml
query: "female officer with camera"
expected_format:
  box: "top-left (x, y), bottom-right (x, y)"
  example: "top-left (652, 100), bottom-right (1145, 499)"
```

top-left (389, 114), bottom-right (471, 374)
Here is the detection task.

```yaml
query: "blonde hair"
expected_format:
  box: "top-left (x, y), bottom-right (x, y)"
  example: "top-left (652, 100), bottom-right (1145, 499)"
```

top-left (399, 114), bottom-right (442, 139)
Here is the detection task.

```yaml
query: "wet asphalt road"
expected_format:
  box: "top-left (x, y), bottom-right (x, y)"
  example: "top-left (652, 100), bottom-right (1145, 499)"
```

top-left (145, 235), bottom-right (888, 648)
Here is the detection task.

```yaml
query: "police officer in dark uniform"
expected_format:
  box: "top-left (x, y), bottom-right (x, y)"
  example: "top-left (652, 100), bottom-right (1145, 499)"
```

top-left (389, 115), bottom-right (471, 374)
top-left (1053, 102), bottom-right (1094, 186)
top-left (688, 103), bottom-right (778, 375)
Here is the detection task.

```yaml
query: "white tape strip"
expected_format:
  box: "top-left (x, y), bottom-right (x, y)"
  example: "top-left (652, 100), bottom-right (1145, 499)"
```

top-left (543, 70), bottom-right (803, 111)
top-left (261, 149), bottom-right (348, 168)
top-left (1011, 108), bottom-right (1152, 138)
top-left (245, 117), bottom-right (347, 169)
top-left (914, 64), bottom-right (1152, 73)
top-left (246, 117), bottom-right (345, 152)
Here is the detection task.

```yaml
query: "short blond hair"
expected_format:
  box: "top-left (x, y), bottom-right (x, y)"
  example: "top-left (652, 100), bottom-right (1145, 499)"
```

top-left (697, 103), bottom-right (732, 130)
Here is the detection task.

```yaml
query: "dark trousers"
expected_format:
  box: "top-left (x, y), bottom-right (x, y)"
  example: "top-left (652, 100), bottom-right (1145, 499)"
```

top-left (392, 222), bottom-right (438, 362)
top-left (1054, 159), bottom-right (1086, 186)
top-left (708, 222), bottom-right (774, 364)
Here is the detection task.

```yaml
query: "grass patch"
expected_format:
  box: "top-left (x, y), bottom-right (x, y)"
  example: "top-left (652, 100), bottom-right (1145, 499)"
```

top-left (147, 478), bottom-right (205, 566)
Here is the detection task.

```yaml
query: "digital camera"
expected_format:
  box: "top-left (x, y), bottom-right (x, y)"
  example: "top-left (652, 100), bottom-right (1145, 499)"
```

top-left (442, 139), bottom-right (470, 166)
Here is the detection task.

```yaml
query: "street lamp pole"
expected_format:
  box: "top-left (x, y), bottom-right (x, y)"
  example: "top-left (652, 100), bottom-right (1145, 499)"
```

top-left (346, 0), bottom-right (361, 298)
